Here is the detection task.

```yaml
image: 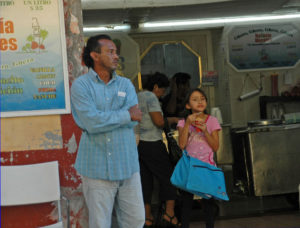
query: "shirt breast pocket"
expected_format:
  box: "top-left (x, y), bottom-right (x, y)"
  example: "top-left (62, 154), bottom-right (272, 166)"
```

top-left (116, 96), bottom-right (126, 108)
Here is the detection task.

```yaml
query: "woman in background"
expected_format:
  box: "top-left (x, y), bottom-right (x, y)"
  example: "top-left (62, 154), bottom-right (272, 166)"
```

top-left (137, 72), bottom-right (180, 228)
top-left (162, 72), bottom-right (191, 119)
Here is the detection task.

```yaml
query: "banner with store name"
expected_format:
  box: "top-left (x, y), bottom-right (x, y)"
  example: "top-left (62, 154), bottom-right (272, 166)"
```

top-left (228, 23), bottom-right (300, 71)
top-left (0, 0), bottom-right (69, 117)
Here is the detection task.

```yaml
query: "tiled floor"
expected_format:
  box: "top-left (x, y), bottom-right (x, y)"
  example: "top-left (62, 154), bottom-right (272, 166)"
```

top-left (190, 211), bottom-right (300, 228)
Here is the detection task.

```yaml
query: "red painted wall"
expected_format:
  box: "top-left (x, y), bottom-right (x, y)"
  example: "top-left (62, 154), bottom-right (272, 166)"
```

top-left (1, 114), bottom-right (83, 227)
top-left (1, 0), bottom-right (88, 227)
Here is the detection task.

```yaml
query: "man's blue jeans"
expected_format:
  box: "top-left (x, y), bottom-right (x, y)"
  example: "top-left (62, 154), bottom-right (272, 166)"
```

top-left (82, 172), bottom-right (145, 228)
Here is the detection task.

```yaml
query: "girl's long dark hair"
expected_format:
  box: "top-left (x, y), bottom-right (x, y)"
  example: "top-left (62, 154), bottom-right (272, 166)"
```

top-left (181, 88), bottom-right (208, 119)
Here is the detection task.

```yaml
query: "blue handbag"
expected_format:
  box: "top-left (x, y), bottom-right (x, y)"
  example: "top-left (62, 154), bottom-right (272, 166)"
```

top-left (170, 150), bottom-right (229, 201)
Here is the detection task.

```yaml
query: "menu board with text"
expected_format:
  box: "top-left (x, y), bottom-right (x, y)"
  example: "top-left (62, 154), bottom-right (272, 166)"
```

top-left (228, 23), bottom-right (300, 71)
top-left (0, 0), bottom-right (70, 117)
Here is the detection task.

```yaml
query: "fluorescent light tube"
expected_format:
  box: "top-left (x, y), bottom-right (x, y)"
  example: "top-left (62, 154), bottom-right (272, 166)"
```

top-left (239, 89), bottom-right (261, 101)
top-left (142, 13), bottom-right (300, 28)
top-left (83, 25), bottom-right (130, 32)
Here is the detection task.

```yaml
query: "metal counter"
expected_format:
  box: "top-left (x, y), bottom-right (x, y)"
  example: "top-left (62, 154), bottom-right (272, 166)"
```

top-left (216, 124), bottom-right (233, 165)
top-left (242, 124), bottom-right (300, 196)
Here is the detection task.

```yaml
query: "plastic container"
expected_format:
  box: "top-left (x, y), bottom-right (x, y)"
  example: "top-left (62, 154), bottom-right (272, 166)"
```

top-left (283, 112), bottom-right (300, 124)
top-left (211, 107), bottom-right (223, 124)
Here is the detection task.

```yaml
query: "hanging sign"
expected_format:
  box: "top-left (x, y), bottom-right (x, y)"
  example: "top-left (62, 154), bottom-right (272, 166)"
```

top-left (0, 0), bottom-right (69, 117)
top-left (202, 71), bottom-right (218, 86)
top-left (228, 23), bottom-right (300, 71)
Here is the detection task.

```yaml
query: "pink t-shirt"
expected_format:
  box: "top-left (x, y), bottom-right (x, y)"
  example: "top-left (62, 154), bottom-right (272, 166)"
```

top-left (177, 115), bottom-right (221, 166)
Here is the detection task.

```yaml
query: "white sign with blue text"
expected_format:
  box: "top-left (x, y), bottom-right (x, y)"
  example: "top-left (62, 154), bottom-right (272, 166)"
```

top-left (228, 23), bottom-right (300, 71)
top-left (0, 0), bottom-right (69, 117)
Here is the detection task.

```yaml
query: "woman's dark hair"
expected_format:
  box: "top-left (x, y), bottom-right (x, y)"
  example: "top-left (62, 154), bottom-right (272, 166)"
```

top-left (181, 88), bottom-right (208, 119)
top-left (144, 72), bottom-right (170, 91)
top-left (82, 34), bottom-right (112, 68)
top-left (173, 72), bottom-right (191, 86)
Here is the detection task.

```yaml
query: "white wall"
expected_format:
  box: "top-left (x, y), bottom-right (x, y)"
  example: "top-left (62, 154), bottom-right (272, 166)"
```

top-left (212, 21), bottom-right (300, 127)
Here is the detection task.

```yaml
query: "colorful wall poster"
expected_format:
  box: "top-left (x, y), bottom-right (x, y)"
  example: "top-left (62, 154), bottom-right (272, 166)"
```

top-left (228, 23), bottom-right (300, 71)
top-left (0, 0), bottom-right (70, 117)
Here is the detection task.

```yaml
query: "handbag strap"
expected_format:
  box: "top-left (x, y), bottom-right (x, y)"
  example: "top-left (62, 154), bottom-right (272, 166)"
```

top-left (183, 150), bottom-right (188, 156)
top-left (204, 115), bottom-right (210, 123)
top-left (163, 117), bottom-right (173, 138)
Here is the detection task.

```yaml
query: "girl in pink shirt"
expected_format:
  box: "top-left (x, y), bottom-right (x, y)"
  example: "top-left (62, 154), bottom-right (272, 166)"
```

top-left (177, 88), bottom-right (221, 228)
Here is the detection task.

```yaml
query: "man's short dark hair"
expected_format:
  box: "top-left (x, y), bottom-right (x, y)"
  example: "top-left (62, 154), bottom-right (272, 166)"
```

top-left (144, 72), bottom-right (170, 91)
top-left (82, 34), bottom-right (112, 68)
